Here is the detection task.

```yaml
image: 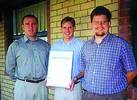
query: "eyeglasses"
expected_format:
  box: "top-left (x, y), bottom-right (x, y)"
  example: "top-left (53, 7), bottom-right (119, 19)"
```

top-left (92, 21), bottom-right (108, 25)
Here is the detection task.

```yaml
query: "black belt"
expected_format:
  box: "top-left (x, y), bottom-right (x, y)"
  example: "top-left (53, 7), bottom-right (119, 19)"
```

top-left (17, 78), bottom-right (45, 83)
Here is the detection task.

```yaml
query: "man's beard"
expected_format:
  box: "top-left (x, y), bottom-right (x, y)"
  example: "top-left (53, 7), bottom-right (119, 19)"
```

top-left (95, 32), bottom-right (106, 37)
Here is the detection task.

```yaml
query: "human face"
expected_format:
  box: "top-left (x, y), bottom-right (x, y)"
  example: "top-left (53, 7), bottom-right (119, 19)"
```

top-left (22, 17), bottom-right (38, 39)
top-left (61, 22), bottom-right (75, 42)
top-left (91, 15), bottom-right (110, 37)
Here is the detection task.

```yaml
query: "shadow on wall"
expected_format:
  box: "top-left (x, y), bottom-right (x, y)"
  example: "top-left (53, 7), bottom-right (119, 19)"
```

top-left (129, 0), bottom-right (137, 87)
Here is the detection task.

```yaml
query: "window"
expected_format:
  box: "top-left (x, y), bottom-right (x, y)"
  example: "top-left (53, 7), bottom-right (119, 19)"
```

top-left (13, 1), bottom-right (48, 41)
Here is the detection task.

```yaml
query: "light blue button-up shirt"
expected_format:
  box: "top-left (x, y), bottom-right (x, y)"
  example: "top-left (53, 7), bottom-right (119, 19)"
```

top-left (51, 37), bottom-right (84, 79)
top-left (6, 35), bottom-right (50, 81)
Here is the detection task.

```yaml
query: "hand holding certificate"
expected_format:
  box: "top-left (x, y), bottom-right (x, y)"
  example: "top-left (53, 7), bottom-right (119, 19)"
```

top-left (46, 51), bottom-right (73, 88)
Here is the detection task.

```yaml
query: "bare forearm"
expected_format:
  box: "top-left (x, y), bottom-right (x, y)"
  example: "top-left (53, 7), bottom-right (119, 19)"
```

top-left (126, 71), bottom-right (137, 85)
top-left (77, 71), bottom-right (84, 79)
top-left (69, 72), bottom-right (84, 91)
top-left (73, 71), bottom-right (84, 83)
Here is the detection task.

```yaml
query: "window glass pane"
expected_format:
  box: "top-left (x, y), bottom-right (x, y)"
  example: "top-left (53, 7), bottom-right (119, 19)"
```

top-left (14, 1), bottom-right (47, 41)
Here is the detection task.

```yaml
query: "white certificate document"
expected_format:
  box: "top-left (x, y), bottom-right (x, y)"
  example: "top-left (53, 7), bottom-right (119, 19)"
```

top-left (46, 51), bottom-right (73, 88)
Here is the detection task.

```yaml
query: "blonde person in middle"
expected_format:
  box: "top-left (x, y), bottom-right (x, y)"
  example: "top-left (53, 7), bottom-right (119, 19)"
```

top-left (51, 16), bottom-right (84, 100)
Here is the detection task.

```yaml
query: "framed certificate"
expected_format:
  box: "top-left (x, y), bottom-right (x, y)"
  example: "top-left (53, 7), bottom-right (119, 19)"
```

top-left (46, 51), bottom-right (73, 88)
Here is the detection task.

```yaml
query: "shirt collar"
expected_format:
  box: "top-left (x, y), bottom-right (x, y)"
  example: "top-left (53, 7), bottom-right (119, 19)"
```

top-left (90, 33), bottom-right (111, 44)
top-left (23, 34), bottom-right (38, 43)
top-left (61, 37), bottom-right (75, 45)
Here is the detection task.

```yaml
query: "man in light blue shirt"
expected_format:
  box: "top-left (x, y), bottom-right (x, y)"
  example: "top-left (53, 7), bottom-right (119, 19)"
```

top-left (6, 14), bottom-right (50, 100)
top-left (51, 16), bottom-right (84, 100)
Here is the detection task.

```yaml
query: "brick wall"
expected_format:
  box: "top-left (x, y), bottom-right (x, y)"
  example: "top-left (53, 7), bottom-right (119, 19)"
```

top-left (50, 0), bottom-right (119, 44)
top-left (0, 21), bottom-right (5, 99)
top-left (0, 21), bottom-right (14, 100)
top-left (119, 0), bottom-right (131, 43)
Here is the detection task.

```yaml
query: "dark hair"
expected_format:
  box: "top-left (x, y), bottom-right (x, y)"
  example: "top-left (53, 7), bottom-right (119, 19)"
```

top-left (90, 6), bottom-right (111, 22)
top-left (61, 16), bottom-right (75, 27)
top-left (22, 14), bottom-right (38, 25)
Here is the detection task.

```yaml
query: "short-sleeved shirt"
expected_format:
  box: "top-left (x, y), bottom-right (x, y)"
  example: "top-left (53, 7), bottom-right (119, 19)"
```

top-left (81, 33), bottom-right (137, 94)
